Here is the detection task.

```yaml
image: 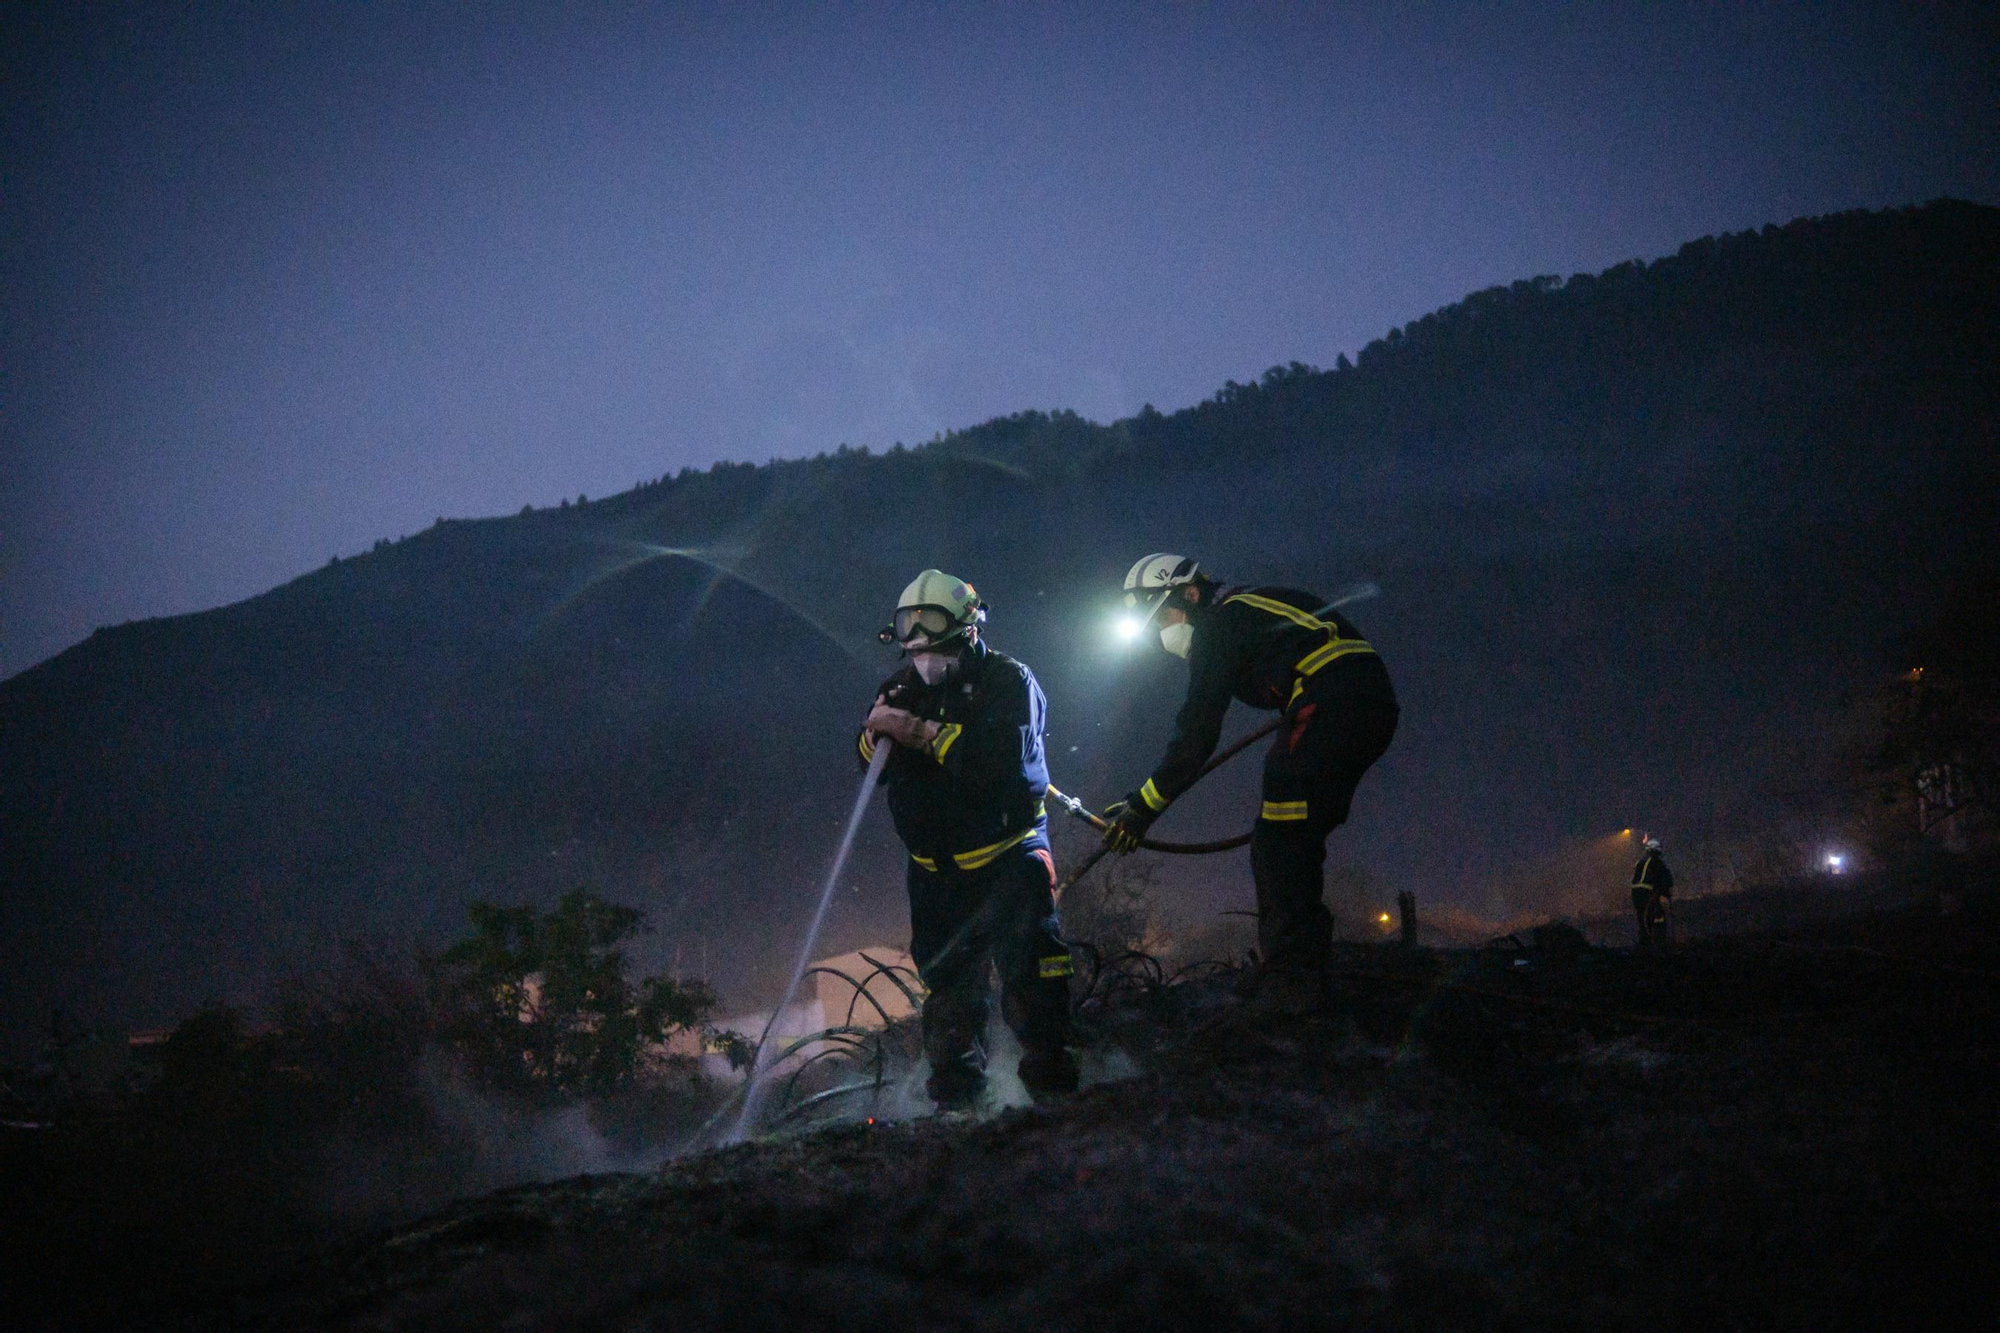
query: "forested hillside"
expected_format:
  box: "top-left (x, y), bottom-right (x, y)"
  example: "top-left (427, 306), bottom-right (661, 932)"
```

top-left (4, 201), bottom-right (1995, 1053)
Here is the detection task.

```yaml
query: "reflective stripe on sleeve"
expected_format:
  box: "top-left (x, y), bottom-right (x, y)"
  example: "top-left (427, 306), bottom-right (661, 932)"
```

top-left (929, 721), bottom-right (964, 761)
top-left (859, 732), bottom-right (877, 763)
top-left (1038, 954), bottom-right (1075, 979)
top-left (1139, 778), bottom-right (1170, 812)
top-left (1260, 799), bottom-right (1309, 822)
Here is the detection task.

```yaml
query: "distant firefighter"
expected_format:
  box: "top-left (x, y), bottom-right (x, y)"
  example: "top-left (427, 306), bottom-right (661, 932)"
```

top-left (1103, 555), bottom-right (1398, 1013)
top-left (858, 569), bottom-right (1077, 1109)
top-left (1630, 836), bottom-right (1674, 947)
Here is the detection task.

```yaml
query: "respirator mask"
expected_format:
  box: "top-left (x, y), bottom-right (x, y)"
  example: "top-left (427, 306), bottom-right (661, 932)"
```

top-left (910, 650), bottom-right (958, 685)
top-left (1159, 622), bottom-right (1193, 659)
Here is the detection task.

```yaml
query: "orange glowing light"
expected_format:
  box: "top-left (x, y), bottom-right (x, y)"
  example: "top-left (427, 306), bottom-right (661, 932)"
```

top-left (1377, 912), bottom-right (1392, 924)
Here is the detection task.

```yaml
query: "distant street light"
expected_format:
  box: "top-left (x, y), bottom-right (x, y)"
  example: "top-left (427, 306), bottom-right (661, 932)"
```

top-left (1825, 852), bottom-right (1847, 873)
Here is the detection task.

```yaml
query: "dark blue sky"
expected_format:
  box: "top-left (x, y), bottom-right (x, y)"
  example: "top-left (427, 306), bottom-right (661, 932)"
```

top-left (4, 1), bottom-right (1994, 677)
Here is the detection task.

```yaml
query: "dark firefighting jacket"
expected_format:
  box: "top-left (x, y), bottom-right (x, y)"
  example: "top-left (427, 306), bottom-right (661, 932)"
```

top-left (1631, 851), bottom-right (1674, 897)
top-left (1135, 586), bottom-right (1397, 815)
top-left (857, 638), bottom-right (1050, 873)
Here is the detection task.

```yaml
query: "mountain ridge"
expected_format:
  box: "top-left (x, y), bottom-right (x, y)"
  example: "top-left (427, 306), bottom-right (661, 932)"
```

top-left (5, 199), bottom-right (1995, 1053)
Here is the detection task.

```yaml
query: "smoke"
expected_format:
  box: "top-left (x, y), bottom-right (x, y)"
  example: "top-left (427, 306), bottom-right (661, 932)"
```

top-left (310, 1046), bottom-right (721, 1226)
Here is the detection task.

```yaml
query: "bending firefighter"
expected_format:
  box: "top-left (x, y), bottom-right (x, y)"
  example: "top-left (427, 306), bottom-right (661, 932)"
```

top-left (1630, 836), bottom-right (1674, 948)
top-left (1105, 555), bottom-right (1399, 1011)
top-left (859, 569), bottom-right (1078, 1107)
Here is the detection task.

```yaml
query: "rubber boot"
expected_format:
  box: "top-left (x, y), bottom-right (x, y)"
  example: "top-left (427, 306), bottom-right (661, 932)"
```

top-left (1017, 1046), bottom-right (1080, 1100)
top-left (925, 1040), bottom-right (987, 1110)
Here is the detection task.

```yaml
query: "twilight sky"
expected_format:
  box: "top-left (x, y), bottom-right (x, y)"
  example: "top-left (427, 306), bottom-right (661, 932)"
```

top-left (3, 1), bottom-right (1994, 678)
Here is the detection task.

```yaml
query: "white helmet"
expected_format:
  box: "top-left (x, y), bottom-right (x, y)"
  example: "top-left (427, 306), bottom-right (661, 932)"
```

top-left (1122, 553), bottom-right (1201, 629)
top-left (880, 568), bottom-right (986, 649)
top-left (1642, 836), bottom-right (1662, 852)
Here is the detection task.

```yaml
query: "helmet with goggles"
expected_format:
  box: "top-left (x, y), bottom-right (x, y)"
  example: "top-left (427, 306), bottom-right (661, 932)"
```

top-left (880, 568), bottom-right (987, 650)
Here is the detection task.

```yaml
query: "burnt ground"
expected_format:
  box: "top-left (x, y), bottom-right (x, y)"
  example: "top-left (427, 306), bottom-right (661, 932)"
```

top-left (144, 901), bottom-right (2000, 1333)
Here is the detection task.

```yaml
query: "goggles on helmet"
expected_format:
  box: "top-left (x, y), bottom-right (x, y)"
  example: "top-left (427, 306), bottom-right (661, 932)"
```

top-left (893, 605), bottom-right (960, 642)
top-left (880, 604), bottom-right (977, 648)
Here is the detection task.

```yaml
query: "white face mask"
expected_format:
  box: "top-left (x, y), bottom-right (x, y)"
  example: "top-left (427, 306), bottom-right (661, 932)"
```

top-left (1159, 622), bottom-right (1193, 659)
top-left (911, 650), bottom-right (958, 684)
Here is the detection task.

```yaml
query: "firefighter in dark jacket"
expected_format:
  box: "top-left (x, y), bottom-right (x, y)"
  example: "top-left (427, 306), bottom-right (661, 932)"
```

top-left (860, 569), bottom-right (1077, 1107)
top-left (1631, 836), bottom-right (1674, 947)
top-left (1104, 554), bottom-right (1399, 1011)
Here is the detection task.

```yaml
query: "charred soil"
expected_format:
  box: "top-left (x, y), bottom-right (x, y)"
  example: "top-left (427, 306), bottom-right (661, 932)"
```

top-left (109, 906), bottom-right (2000, 1329)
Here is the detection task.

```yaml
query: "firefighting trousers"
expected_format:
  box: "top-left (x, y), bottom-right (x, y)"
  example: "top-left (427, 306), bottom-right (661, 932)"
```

top-left (1249, 695), bottom-right (1399, 970)
top-left (1632, 886), bottom-right (1667, 945)
top-left (907, 845), bottom-right (1073, 1095)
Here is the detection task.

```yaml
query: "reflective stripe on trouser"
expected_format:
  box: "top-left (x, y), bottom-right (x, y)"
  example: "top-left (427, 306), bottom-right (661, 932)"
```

top-left (906, 845), bottom-right (1071, 1095)
top-left (1252, 695), bottom-right (1399, 970)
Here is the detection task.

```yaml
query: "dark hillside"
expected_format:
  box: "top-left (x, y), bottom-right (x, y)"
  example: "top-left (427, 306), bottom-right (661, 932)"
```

top-left (4, 201), bottom-right (1997, 1051)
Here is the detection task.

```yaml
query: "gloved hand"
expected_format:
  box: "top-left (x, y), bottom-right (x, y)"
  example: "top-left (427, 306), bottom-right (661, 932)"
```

top-left (865, 702), bottom-right (940, 751)
top-left (1100, 796), bottom-right (1157, 855)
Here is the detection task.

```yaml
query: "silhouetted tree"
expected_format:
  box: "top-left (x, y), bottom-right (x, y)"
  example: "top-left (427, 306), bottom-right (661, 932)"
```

top-left (428, 889), bottom-right (719, 1101)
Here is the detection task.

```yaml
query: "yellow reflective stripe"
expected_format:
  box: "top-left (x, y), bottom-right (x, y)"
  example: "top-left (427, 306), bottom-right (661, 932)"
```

top-left (1139, 778), bottom-right (1170, 812)
top-left (858, 732), bottom-right (876, 762)
top-left (1260, 799), bottom-right (1309, 822)
top-left (953, 825), bottom-right (1036, 870)
top-left (1225, 592), bottom-right (1376, 686)
top-left (1296, 638), bottom-right (1376, 675)
top-left (914, 804), bottom-right (1049, 873)
top-left (1224, 592), bottom-right (1333, 632)
top-left (929, 721), bottom-right (963, 761)
top-left (1038, 954), bottom-right (1075, 979)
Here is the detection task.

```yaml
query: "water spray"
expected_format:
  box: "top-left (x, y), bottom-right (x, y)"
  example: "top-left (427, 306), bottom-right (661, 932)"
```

top-left (537, 537), bottom-right (870, 664)
top-left (729, 740), bottom-right (891, 1143)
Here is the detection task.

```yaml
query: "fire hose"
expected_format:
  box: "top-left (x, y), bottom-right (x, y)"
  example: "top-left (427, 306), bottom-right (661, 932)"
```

top-left (1048, 712), bottom-right (1287, 896)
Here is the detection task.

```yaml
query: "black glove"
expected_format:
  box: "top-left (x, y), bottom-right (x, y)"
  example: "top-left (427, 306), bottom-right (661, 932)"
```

top-left (1101, 796), bottom-right (1157, 855)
